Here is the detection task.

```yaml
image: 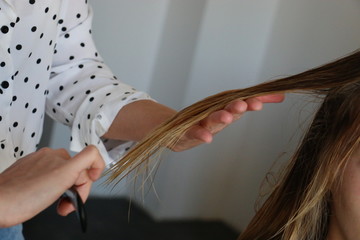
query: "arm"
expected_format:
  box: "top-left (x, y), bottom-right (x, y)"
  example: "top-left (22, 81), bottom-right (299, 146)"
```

top-left (103, 94), bottom-right (285, 151)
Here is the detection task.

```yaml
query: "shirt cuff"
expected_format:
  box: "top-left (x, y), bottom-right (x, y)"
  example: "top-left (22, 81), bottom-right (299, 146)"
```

top-left (69, 83), bottom-right (153, 167)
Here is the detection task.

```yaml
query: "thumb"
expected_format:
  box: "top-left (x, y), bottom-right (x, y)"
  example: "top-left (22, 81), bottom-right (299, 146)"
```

top-left (71, 145), bottom-right (105, 181)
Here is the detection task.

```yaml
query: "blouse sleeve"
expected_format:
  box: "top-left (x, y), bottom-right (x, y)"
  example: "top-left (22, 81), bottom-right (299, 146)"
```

top-left (47, 1), bottom-right (152, 167)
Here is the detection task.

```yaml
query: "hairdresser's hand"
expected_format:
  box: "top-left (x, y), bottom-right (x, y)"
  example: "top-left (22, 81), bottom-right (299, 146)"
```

top-left (0, 146), bottom-right (104, 227)
top-left (170, 94), bottom-right (285, 152)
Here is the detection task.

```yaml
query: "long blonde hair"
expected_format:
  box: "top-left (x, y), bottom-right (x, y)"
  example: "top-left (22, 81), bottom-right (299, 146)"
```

top-left (107, 49), bottom-right (360, 238)
top-left (238, 80), bottom-right (360, 239)
top-left (107, 50), bottom-right (360, 180)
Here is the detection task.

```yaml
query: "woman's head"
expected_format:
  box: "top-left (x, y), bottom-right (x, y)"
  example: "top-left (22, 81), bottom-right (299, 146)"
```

top-left (238, 77), bottom-right (360, 240)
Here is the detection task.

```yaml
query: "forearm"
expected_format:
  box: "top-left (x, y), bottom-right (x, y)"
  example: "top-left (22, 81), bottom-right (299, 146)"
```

top-left (102, 100), bottom-right (177, 141)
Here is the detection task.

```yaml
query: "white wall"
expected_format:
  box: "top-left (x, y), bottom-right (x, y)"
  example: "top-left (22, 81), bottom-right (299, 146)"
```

top-left (44, 0), bottom-right (360, 232)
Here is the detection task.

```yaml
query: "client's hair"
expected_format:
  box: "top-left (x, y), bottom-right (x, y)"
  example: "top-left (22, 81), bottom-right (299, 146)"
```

top-left (107, 49), bottom-right (360, 237)
top-left (238, 72), bottom-right (360, 239)
top-left (107, 50), bottom-right (360, 182)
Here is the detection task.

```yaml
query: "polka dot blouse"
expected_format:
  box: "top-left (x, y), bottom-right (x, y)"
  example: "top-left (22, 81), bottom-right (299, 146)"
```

top-left (0, 0), bottom-right (151, 172)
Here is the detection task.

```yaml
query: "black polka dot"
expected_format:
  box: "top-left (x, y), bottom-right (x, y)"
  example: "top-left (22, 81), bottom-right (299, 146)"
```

top-left (36, 58), bottom-right (41, 64)
top-left (16, 44), bottom-right (22, 50)
top-left (45, 7), bottom-right (49, 13)
top-left (89, 97), bottom-right (94, 102)
top-left (76, 13), bottom-right (81, 18)
top-left (31, 132), bottom-right (35, 138)
top-left (14, 146), bottom-right (18, 152)
top-left (64, 33), bottom-right (70, 38)
top-left (59, 85), bottom-right (64, 91)
top-left (13, 122), bottom-right (18, 128)
top-left (32, 108), bottom-right (37, 113)
top-left (1, 81), bottom-right (9, 89)
top-left (24, 77), bottom-right (28, 83)
top-left (29, 0), bottom-right (35, 4)
top-left (1, 25), bottom-right (9, 34)
top-left (80, 42), bottom-right (85, 47)
top-left (31, 26), bottom-right (37, 32)
top-left (85, 90), bottom-right (91, 94)
top-left (1, 144), bottom-right (5, 149)
top-left (90, 75), bottom-right (95, 79)
top-left (0, 62), bottom-right (5, 67)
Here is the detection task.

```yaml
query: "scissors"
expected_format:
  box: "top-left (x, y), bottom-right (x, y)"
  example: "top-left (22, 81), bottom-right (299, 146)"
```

top-left (61, 187), bottom-right (87, 233)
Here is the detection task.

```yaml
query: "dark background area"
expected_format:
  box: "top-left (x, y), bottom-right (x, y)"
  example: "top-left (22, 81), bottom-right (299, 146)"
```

top-left (23, 198), bottom-right (239, 240)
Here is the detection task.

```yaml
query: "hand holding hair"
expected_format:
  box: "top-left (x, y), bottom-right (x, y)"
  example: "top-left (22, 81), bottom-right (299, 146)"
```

top-left (106, 49), bottom-right (360, 184)
top-left (170, 94), bottom-right (285, 152)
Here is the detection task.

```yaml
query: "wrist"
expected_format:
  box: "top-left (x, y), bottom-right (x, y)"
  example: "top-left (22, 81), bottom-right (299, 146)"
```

top-left (103, 100), bottom-right (177, 141)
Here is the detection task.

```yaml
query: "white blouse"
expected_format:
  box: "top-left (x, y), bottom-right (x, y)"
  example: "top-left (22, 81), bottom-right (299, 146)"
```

top-left (0, 0), bottom-right (151, 172)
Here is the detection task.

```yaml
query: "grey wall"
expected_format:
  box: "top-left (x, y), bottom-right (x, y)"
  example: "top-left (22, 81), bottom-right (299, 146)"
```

top-left (43, 0), bottom-right (360, 231)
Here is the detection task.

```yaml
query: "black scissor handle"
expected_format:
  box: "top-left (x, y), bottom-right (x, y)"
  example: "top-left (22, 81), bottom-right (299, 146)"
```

top-left (61, 187), bottom-right (87, 233)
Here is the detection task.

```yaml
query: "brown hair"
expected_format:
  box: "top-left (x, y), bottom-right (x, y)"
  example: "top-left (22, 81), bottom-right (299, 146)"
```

top-left (107, 49), bottom-right (360, 184)
top-left (238, 77), bottom-right (360, 239)
top-left (106, 49), bottom-right (360, 238)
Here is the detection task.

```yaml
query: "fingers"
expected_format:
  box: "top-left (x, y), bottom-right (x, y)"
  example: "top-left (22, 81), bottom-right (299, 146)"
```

top-left (172, 94), bottom-right (285, 152)
top-left (57, 174), bottom-right (93, 216)
top-left (58, 146), bottom-right (104, 216)
top-left (186, 125), bottom-right (213, 143)
top-left (57, 198), bottom-right (75, 216)
top-left (256, 93), bottom-right (285, 103)
top-left (245, 98), bottom-right (263, 111)
top-left (71, 145), bottom-right (105, 181)
top-left (200, 110), bottom-right (233, 133)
